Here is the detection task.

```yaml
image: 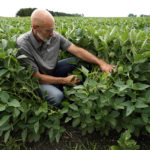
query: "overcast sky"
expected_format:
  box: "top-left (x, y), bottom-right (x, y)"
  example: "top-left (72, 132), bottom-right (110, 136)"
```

top-left (0, 0), bottom-right (150, 17)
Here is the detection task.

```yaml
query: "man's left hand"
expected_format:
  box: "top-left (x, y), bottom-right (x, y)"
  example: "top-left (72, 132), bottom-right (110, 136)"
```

top-left (99, 62), bottom-right (115, 73)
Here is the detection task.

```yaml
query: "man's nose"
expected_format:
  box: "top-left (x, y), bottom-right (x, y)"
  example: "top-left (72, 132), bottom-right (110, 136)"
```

top-left (49, 31), bottom-right (54, 36)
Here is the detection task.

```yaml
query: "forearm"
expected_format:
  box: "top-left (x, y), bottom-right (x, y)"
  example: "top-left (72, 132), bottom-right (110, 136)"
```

top-left (33, 72), bottom-right (66, 84)
top-left (67, 44), bottom-right (115, 73)
top-left (71, 46), bottom-right (106, 66)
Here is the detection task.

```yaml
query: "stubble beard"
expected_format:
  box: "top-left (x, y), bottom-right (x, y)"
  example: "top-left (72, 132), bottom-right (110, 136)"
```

top-left (37, 32), bottom-right (50, 42)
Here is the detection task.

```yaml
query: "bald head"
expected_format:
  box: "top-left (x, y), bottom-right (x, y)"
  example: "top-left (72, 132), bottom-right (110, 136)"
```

top-left (31, 9), bottom-right (55, 27)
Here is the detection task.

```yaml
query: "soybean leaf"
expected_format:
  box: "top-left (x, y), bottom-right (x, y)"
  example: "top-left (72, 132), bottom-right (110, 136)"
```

top-left (0, 104), bottom-right (6, 111)
top-left (142, 114), bottom-right (148, 123)
top-left (22, 128), bottom-right (27, 142)
top-left (145, 126), bottom-right (150, 133)
top-left (132, 83), bottom-right (150, 90)
top-left (8, 99), bottom-right (20, 107)
top-left (4, 130), bottom-right (10, 143)
top-left (70, 76), bottom-right (75, 82)
top-left (0, 69), bottom-right (8, 77)
top-left (2, 39), bottom-right (8, 49)
top-left (95, 114), bottom-right (101, 120)
top-left (34, 121), bottom-right (39, 134)
top-left (83, 109), bottom-right (90, 115)
top-left (109, 118), bottom-right (117, 127)
top-left (69, 104), bottom-right (78, 111)
top-left (73, 85), bottom-right (84, 90)
top-left (0, 115), bottom-right (10, 127)
top-left (17, 54), bottom-right (27, 59)
top-left (13, 108), bottom-right (20, 118)
top-left (60, 107), bottom-right (68, 114)
top-left (126, 105), bottom-right (135, 116)
top-left (65, 117), bottom-right (72, 123)
top-left (110, 146), bottom-right (120, 150)
top-left (135, 100), bottom-right (148, 108)
top-left (48, 128), bottom-right (54, 142)
top-left (0, 91), bottom-right (9, 103)
top-left (79, 66), bottom-right (89, 77)
top-left (0, 53), bottom-right (7, 59)
top-left (56, 132), bottom-right (61, 143)
top-left (72, 118), bottom-right (80, 127)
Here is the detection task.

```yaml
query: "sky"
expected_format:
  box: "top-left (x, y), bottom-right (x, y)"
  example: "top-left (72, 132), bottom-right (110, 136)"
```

top-left (0, 0), bottom-right (150, 17)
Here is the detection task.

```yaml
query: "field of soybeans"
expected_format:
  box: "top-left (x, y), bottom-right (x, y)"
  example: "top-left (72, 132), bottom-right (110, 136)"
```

top-left (1, 16), bottom-right (150, 149)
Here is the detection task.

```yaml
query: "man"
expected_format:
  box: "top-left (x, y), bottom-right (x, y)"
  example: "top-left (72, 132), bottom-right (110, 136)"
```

top-left (16, 9), bottom-right (114, 106)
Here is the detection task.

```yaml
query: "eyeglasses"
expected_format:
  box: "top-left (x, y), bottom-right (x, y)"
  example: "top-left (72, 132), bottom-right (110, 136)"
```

top-left (37, 25), bottom-right (55, 34)
top-left (44, 28), bottom-right (55, 34)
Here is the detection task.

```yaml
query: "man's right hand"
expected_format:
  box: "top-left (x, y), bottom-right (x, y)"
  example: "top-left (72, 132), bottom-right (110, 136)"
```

top-left (64, 75), bottom-right (80, 86)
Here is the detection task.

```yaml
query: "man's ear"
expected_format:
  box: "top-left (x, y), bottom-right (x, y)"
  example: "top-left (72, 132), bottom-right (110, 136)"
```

top-left (32, 25), bottom-right (38, 30)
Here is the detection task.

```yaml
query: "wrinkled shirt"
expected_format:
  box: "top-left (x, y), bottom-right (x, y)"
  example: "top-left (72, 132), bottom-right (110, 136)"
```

top-left (16, 30), bottom-right (72, 75)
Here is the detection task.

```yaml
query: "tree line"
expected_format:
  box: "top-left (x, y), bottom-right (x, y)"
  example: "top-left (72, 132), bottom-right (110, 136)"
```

top-left (128, 13), bottom-right (150, 17)
top-left (16, 8), bottom-right (84, 17)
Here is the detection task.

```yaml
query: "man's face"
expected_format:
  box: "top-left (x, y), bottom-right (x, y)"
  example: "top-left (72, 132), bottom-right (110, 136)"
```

top-left (37, 23), bottom-right (55, 42)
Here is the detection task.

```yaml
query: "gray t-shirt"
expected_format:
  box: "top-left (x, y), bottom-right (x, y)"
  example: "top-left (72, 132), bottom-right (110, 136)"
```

top-left (16, 30), bottom-right (72, 75)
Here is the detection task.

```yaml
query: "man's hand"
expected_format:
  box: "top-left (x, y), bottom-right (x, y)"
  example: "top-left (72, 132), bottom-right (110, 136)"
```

top-left (99, 62), bottom-right (115, 73)
top-left (64, 75), bottom-right (80, 86)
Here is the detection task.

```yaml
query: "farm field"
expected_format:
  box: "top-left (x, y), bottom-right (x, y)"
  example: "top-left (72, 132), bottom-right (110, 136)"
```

top-left (0, 16), bottom-right (150, 149)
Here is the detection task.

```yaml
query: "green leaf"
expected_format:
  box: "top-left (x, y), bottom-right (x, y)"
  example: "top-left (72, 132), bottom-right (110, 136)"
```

top-left (0, 53), bottom-right (7, 59)
top-left (4, 130), bottom-right (10, 143)
top-left (60, 107), bottom-right (68, 114)
top-left (13, 108), bottom-right (20, 118)
top-left (79, 66), bottom-right (89, 77)
top-left (73, 85), bottom-right (84, 90)
top-left (8, 99), bottom-right (20, 107)
top-left (111, 111), bottom-right (120, 118)
top-left (109, 118), bottom-right (117, 127)
top-left (0, 91), bottom-right (9, 103)
top-left (93, 37), bottom-right (99, 50)
top-left (95, 114), bottom-right (101, 120)
top-left (135, 100), bottom-right (148, 108)
top-left (56, 132), bottom-right (61, 143)
top-left (2, 39), bottom-right (8, 49)
top-left (0, 69), bottom-right (8, 77)
top-left (34, 121), bottom-right (39, 134)
top-left (0, 115), bottom-right (10, 127)
top-left (0, 104), bottom-right (6, 111)
top-left (48, 129), bottom-right (53, 141)
top-left (72, 112), bottom-right (80, 118)
top-left (126, 105), bottom-right (135, 116)
top-left (142, 114), bottom-right (148, 123)
top-left (88, 126), bottom-right (94, 134)
top-left (0, 123), bottom-right (11, 131)
top-left (22, 128), bottom-right (27, 142)
top-left (70, 76), bottom-right (75, 82)
top-left (83, 109), bottom-right (90, 115)
top-left (110, 146), bottom-right (120, 150)
top-left (134, 52), bottom-right (150, 63)
top-left (65, 117), bottom-right (72, 123)
top-left (72, 118), bottom-right (80, 127)
top-left (133, 83), bottom-right (150, 90)
top-left (69, 104), bottom-right (78, 111)
top-left (17, 54), bottom-right (27, 59)
top-left (28, 117), bottom-right (38, 124)
top-left (145, 125), bottom-right (150, 133)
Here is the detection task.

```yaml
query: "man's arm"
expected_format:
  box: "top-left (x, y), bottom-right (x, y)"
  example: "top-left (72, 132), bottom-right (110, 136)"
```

top-left (33, 72), bottom-right (80, 86)
top-left (67, 44), bottom-right (115, 73)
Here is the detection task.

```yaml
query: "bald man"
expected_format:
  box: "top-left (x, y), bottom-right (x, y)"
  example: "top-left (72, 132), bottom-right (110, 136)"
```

top-left (16, 9), bottom-right (114, 106)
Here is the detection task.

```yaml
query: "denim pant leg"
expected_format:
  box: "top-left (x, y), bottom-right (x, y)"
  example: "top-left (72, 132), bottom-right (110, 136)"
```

top-left (40, 84), bottom-right (64, 106)
top-left (54, 57), bottom-right (77, 77)
top-left (37, 57), bottom-right (77, 106)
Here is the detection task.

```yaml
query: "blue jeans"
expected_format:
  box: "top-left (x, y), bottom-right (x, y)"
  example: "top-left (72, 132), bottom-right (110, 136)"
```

top-left (37, 57), bottom-right (77, 106)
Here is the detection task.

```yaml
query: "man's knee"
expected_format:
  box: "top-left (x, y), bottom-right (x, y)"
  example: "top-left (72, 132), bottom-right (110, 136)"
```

top-left (46, 90), bottom-right (64, 106)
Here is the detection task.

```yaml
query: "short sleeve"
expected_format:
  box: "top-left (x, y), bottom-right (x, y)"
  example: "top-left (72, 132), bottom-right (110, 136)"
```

top-left (16, 48), bottom-right (39, 73)
top-left (59, 34), bottom-right (72, 50)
